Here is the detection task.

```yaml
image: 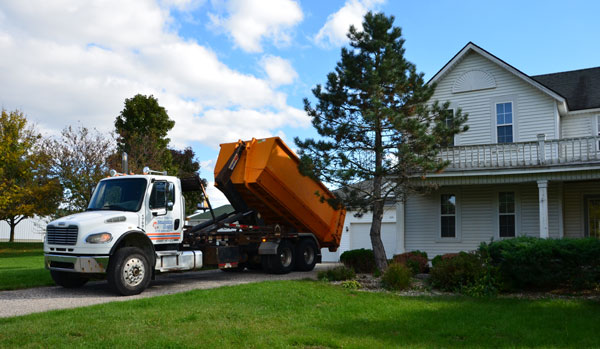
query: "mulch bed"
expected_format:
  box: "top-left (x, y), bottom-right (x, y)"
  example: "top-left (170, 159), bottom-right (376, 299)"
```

top-left (332, 273), bottom-right (600, 300)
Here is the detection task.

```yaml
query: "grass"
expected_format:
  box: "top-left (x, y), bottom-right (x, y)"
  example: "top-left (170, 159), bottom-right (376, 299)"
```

top-left (0, 242), bottom-right (54, 290)
top-left (1, 281), bottom-right (600, 348)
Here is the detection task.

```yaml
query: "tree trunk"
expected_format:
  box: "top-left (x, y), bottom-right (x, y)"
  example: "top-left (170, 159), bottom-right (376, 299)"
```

top-left (9, 217), bottom-right (16, 243)
top-left (370, 114), bottom-right (388, 272)
top-left (369, 197), bottom-right (388, 272)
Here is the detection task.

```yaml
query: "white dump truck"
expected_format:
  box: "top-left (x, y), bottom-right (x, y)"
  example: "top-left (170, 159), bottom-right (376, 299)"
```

top-left (44, 137), bottom-right (345, 295)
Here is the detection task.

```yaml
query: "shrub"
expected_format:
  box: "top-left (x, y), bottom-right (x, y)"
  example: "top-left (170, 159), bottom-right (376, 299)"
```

top-left (410, 250), bottom-right (429, 259)
top-left (318, 266), bottom-right (356, 281)
top-left (429, 252), bottom-right (484, 292)
top-left (341, 280), bottom-right (362, 289)
top-left (393, 252), bottom-right (429, 274)
top-left (381, 263), bottom-right (412, 291)
top-left (482, 237), bottom-right (600, 291)
top-left (431, 253), bottom-right (458, 267)
top-left (340, 249), bottom-right (376, 273)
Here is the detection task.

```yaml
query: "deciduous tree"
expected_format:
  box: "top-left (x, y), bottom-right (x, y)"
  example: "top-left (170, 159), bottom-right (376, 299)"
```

top-left (295, 12), bottom-right (467, 271)
top-left (114, 94), bottom-right (175, 172)
top-left (170, 147), bottom-right (205, 216)
top-left (0, 109), bottom-right (62, 242)
top-left (44, 126), bottom-right (115, 215)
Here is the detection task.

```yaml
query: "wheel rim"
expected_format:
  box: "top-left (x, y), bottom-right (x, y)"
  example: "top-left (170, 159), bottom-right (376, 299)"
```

top-left (280, 248), bottom-right (293, 268)
top-left (303, 246), bottom-right (315, 265)
top-left (122, 257), bottom-right (145, 287)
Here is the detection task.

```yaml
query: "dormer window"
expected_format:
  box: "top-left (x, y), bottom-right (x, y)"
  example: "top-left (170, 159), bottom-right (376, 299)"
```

top-left (496, 102), bottom-right (513, 143)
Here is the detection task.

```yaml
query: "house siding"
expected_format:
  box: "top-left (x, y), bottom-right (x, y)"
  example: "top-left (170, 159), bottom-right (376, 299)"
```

top-left (430, 51), bottom-right (558, 145)
top-left (562, 112), bottom-right (596, 138)
top-left (404, 183), bottom-right (561, 257)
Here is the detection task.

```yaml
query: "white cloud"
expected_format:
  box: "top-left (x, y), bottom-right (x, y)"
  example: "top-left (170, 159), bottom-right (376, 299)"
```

top-left (314, 0), bottom-right (384, 48)
top-left (260, 55), bottom-right (298, 87)
top-left (161, 0), bottom-right (204, 11)
top-left (209, 0), bottom-right (303, 53)
top-left (0, 0), bottom-right (308, 151)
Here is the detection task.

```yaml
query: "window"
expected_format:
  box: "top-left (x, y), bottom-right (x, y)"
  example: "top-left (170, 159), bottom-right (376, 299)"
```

top-left (596, 115), bottom-right (600, 150)
top-left (496, 102), bottom-right (513, 143)
top-left (498, 192), bottom-right (515, 237)
top-left (87, 178), bottom-right (147, 212)
top-left (149, 181), bottom-right (167, 210)
top-left (167, 182), bottom-right (175, 211)
top-left (440, 194), bottom-right (456, 238)
top-left (442, 109), bottom-right (454, 147)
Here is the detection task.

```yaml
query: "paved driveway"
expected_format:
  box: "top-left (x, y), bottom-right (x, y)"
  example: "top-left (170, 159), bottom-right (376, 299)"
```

top-left (0, 264), bottom-right (335, 318)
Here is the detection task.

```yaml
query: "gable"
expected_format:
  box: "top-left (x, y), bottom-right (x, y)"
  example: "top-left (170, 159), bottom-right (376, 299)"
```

top-left (430, 51), bottom-right (558, 145)
top-left (429, 43), bottom-right (567, 116)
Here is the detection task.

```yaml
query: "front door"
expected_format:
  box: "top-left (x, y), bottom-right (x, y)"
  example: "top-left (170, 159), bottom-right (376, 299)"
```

top-left (586, 197), bottom-right (600, 238)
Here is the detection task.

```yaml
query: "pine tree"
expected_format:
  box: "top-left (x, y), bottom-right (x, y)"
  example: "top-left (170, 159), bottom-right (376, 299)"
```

top-left (295, 12), bottom-right (467, 271)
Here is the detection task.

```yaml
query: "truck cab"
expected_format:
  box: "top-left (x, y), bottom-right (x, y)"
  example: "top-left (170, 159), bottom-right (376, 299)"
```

top-left (44, 172), bottom-right (199, 295)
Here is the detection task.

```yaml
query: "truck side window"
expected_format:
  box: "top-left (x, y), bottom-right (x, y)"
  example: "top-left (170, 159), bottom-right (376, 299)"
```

top-left (149, 181), bottom-right (167, 210)
top-left (167, 182), bottom-right (175, 211)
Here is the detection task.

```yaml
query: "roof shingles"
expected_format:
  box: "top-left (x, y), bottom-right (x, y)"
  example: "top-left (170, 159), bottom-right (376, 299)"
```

top-left (532, 67), bottom-right (600, 111)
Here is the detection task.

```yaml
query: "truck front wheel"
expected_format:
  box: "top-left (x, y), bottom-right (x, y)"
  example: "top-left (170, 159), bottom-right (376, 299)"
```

top-left (107, 247), bottom-right (151, 296)
top-left (262, 240), bottom-right (295, 274)
top-left (50, 270), bottom-right (88, 288)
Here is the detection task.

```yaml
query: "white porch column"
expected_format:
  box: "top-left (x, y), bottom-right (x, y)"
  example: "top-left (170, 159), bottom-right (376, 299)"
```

top-left (395, 200), bottom-right (405, 254)
top-left (537, 180), bottom-right (549, 238)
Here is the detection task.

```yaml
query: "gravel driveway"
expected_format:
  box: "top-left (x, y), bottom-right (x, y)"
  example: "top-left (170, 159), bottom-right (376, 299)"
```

top-left (0, 263), bottom-right (335, 318)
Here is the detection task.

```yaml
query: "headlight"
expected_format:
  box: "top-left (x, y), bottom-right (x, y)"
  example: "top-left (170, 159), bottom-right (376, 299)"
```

top-left (86, 233), bottom-right (113, 243)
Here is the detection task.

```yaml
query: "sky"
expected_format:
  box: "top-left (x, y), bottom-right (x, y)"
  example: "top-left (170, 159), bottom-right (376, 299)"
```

top-left (1, 0), bottom-right (599, 208)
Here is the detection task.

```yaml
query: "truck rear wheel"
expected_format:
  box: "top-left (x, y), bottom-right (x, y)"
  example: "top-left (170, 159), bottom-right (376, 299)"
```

top-left (294, 239), bottom-right (318, 271)
top-left (262, 240), bottom-right (295, 274)
top-left (50, 270), bottom-right (88, 288)
top-left (107, 247), bottom-right (151, 296)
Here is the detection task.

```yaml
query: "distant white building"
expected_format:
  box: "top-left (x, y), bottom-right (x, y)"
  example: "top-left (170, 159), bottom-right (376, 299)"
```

top-left (0, 216), bottom-right (50, 242)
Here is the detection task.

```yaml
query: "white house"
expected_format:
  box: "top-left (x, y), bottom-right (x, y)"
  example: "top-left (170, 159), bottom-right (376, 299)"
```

top-left (322, 42), bottom-right (600, 261)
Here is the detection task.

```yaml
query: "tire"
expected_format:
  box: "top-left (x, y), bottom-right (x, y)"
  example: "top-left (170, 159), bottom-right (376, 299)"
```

top-left (50, 270), bottom-right (88, 288)
top-left (263, 240), bottom-right (295, 274)
top-left (107, 247), bottom-right (152, 296)
top-left (294, 239), bottom-right (318, 271)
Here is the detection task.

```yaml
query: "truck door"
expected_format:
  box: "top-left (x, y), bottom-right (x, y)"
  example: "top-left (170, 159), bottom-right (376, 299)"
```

top-left (146, 180), bottom-right (183, 243)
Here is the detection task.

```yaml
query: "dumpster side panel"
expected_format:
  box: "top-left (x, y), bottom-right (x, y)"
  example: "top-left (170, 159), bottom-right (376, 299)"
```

top-left (215, 137), bottom-right (345, 249)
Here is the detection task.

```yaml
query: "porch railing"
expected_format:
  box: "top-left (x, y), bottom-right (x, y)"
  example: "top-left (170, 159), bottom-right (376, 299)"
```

top-left (439, 134), bottom-right (600, 170)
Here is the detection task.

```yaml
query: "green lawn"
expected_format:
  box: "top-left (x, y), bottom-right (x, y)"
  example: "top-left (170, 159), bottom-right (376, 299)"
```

top-left (0, 242), bottom-right (54, 290)
top-left (1, 280), bottom-right (599, 348)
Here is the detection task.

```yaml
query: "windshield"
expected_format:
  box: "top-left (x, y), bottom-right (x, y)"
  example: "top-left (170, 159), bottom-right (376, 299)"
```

top-left (87, 178), bottom-right (147, 212)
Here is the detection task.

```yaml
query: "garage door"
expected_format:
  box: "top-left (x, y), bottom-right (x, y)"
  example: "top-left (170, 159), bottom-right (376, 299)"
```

top-left (350, 222), bottom-right (396, 258)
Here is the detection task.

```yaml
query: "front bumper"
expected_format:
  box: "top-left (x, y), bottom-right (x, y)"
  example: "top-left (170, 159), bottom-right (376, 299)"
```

top-left (44, 254), bottom-right (110, 274)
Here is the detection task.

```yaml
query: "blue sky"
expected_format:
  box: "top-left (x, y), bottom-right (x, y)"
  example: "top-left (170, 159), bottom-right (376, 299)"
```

top-left (0, 0), bottom-right (598, 206)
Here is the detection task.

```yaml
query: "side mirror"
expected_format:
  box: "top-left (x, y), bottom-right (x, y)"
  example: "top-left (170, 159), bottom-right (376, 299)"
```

top-left (167, 201), bottom-right (174, 211)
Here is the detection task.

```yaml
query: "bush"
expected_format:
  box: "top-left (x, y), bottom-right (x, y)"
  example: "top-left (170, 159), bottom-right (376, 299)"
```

top-left (431, 253), bottom-right (458, 267)
top-left (482, 237), bottom-right (600, 291)
top-left (318, 266), bottom-right (356, 281)
top-left (341, 280), bottom-right (362, 289)
top-left (429, 252), bottom-right (484, 292)
top-left (381, 263), bottom-right (412, 291)
top-left (393, 252), bottom-right (429, 274)
top-left (340, 249), bottom-right (376, 273)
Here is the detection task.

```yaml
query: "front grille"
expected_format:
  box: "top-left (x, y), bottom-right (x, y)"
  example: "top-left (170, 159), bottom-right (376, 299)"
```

top-left (46, 225), bottom-right (79, 245)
